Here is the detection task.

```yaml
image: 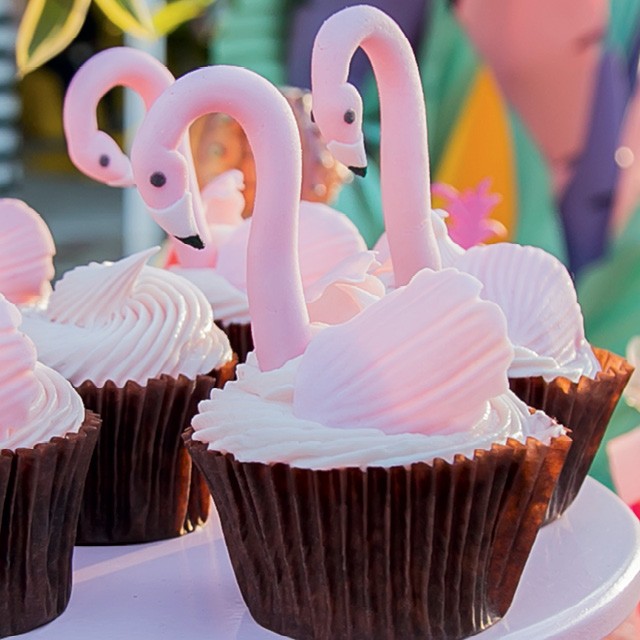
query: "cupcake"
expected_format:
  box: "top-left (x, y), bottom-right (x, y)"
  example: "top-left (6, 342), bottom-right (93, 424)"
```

top-left (0, 295), bottom-right (99, 636)
top-left (378, 225), bottom-right (632, 524)
top-left (454, 243), bottom-right (633, 522)
top-left (21, 248), bottom-right (235, 544)
top-left (186, 267), bottom-right (570, 640)
top-left (309, 5), bottom-right (632, 524)
top-left (130, 64), bottom-right (568, 636)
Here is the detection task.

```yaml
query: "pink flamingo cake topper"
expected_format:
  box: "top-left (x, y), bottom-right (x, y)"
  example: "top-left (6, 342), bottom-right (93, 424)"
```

top-left (131, 66), bottom-right (313, 371)
top-left (62, 47), bottom-right (212, 265)
top-left (0, 199), bottom-right (55, 306)
top-left (131, 63), bottom-right (387, 358)
top-left (311, 4), bottom-right (442, 286)
top-left (311, 5), bottom-right (599, 380)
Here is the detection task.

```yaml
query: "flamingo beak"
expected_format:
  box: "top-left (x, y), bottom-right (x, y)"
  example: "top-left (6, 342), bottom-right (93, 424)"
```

top-left (177, 234), bottom-right (205, 249)
top-left (327, 136), bottom-right (367, 177)
top-left (146, 191), bottom-right (205, 249)
top-left (106, 165), bottom-right (135, 187)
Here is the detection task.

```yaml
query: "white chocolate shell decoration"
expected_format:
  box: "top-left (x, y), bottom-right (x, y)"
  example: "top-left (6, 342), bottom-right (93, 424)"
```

top-left (0, 295), bottom-right (39, 439)
top-left (293, 268), bottom-right (514, 435)
top-left (0, 199), bottom-right (55, 305)
top-left (454, 243), bottom-right (601, 381)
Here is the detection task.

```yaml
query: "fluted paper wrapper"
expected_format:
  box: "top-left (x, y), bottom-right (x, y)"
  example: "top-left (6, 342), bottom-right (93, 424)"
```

top-left (0, 413), bottom-right (100, 638)
top-left (186, 430), bottom-right (570, 640)
top-left (75, 366), bottom-right (234, 545)
top-left (510, 348), bottom-right (632, 523)
top-left (216, 320), bottom-right (253, 364)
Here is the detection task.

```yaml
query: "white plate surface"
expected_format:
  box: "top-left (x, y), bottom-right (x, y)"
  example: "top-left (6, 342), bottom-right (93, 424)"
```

top-left (24, 477), bottom-right (640, 640)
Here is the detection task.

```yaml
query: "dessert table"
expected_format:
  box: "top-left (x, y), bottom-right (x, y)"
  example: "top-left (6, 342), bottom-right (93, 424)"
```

top-left (25, 477), bottom-right (640, 640)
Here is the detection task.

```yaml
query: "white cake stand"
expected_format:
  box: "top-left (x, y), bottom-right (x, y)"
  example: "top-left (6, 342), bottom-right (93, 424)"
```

top-left (25, 477), bottom-right (640, 640)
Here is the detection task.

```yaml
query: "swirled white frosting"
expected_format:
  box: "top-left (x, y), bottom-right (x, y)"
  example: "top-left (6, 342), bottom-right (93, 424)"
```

top-left (192, 354), bottom-right (563, 470)
top-left (0, 295), bottom-right (84, 450)
top-left (1, 362), bottom-right (85, 450)
top-left (21, 248), bottom-right (233, 387)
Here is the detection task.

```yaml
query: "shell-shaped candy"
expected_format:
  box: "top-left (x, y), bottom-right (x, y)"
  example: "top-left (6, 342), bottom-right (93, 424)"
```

top-left (0, 199), bottom-right (55, 305)
top-left (455, 244), bottom-right (590, 368)
top-left (293, 268), bottom-right (513, 435)
top-left (0, 295), bottom-right (39, 437)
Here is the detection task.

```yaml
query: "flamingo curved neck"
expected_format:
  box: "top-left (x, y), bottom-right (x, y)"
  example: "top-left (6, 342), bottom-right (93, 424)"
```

top-left (316, 9), bottom-right (441, 285)
top-left (64, 48), bottom-right (210, 259)
top-left (144, 66), bottom-right (312, 371)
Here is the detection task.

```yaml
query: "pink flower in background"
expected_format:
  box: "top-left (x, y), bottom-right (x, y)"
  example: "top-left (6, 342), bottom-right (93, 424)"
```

top-left (432, 179), bottom-right (507, 249)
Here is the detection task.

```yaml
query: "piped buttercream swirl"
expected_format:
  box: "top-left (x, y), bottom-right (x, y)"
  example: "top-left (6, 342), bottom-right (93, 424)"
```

top-left (21, 248), bottom-right (233, 387)
top-left (0, 295), bottom-right (83, 449)
top-left (1, 362), bottom-right (85, 450)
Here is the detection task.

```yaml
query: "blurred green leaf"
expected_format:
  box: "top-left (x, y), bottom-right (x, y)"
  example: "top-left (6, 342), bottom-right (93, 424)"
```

top-left (17, 0), bottom-right (213, 74)
top-left (17, 0), bottom-right (92, 77)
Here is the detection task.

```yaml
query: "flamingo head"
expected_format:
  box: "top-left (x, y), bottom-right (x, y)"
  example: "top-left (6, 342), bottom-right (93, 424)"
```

top-left (131, 143), bottom-right (203, 249)
top-left (312, 82), bottom-right (367, 177)
top-left (70, 131), bottom-right (134, 187)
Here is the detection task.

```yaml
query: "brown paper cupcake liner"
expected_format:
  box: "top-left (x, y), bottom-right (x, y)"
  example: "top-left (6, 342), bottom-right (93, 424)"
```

top-left (0, 412), bottom-right (100, 638)
top-left (509, 347), bottom-right (633, 523)
top-left (186, 429), bottom-right (571, 640)
top-left (215, 320), bottom-right (253, 364)
top-left (75, 367), bottom-right (234, 545)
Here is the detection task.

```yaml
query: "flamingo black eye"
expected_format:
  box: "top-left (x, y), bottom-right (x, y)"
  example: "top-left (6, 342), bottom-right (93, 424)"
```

top-left (150, 172), bottom-right (166, 188)
top-left (344, 109), bottom-right (356, 124)
top-left (99, 154), bottom-right (110, 167)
